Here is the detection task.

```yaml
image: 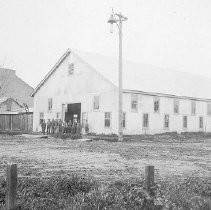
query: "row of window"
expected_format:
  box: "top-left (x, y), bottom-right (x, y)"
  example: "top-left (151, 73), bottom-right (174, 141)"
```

top-left (103, 112), bottom-right (126, 128)
top-left (48, 96), bottom-right (211, 118)
top-left (143, 114), bottom-right (204, 129)
top-left (132, 95), bottom-right (211, 116)
top-left (41, 110), bottom-right (204, 130)
top-left (93, 95), bottom-right (211, 116)
top-left (103, 112), bottom-right (204, 129)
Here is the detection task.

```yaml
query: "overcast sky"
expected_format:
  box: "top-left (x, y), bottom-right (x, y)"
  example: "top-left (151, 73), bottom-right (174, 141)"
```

top-left (0, 0), bottom-right (211, 88)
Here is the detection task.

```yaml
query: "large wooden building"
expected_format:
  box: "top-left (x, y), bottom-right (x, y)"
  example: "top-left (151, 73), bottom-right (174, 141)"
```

top-left (31, 49), bottom-right (211, 134)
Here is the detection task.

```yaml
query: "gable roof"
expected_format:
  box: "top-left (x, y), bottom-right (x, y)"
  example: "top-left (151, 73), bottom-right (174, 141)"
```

top-left (0, 97), bottom-right (10, 104)
top-left (32, 48), bottom-right (211, 101)
top-left (31, 49), bottom-right (70, 97)
top-left (0, 68), bottom-right (34, 107)
top-left (0, 97), bottom-right (23, 107)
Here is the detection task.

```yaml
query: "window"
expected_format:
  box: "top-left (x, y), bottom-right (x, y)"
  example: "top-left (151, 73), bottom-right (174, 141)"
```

top-left (191, 101), bottom-right (196, 115)
top-left (199, 116), bottom-right (203, 129)
top-left (207, 103), bottom-right (211, 116)
top-left (56, 112), bottom-right (60, 119)
top-left (105, 112), bottom-right (111, 128)
top-left (68, 63), bottom-right (74, 75)
top-left (131, 94), bottom-right (138, 112)
top-left (174, 99), bottom-right (179, 114)
top-left (143, 113), bottom-right (149, 128)
top-left (93, 96), bottom-right (100, 110)
top-left (48, 98), bottom-right (53, 111)
top-left (122, 112), bottom-right (126, 128)
top-left (154, 97), bottom-right (160, 113)
top-left (39, 112), bottom-right (44, 124)
top-left (164, 114), bottom-right (169, 129)
top-left (183, 116), bottom-right (187, 129)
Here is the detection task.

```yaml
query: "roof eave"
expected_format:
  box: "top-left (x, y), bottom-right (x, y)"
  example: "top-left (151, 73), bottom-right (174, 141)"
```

top-left (31, 48), bottom-right (71, 97)
top-left (123, 89), bottom-right (211, 102)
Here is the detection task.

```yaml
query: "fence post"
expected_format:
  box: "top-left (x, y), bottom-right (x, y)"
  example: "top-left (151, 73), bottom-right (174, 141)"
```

top-left (6, 163), bottom-right (17, 210)
top-left (145, 165), bottom-right (154, 192)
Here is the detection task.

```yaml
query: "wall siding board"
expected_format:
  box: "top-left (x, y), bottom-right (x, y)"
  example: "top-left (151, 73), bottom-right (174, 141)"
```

top-left (0, 114), bottom-right (33, 132)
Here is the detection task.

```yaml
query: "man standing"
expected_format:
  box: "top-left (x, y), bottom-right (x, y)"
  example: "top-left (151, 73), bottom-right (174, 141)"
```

top-left (85, 120), bottom-right (89, 134)
top-left (51, 118), bottom-right (55, 134)
top-left (41, 119), bottom-right (46, 135)
top-left (47, 119), bottom-right (51, 134)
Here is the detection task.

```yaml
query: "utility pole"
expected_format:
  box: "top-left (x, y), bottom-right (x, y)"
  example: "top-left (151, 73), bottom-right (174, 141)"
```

top-left (108, 11), bottom-right (127, 142)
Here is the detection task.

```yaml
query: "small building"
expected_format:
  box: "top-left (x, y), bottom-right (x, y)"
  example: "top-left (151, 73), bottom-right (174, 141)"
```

top-left (0, 68), bottom-right (34, 108)
top-left (0, 68), bottom-right (34, 132)
top-left (31, 49), bottom-right (211, 134)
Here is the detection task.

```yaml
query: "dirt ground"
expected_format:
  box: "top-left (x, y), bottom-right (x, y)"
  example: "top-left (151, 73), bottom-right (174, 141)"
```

top-left (0, 135), bottom-right (210, 182)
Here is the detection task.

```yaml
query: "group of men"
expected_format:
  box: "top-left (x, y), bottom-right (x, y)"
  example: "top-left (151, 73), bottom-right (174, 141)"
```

top-left (40, 119), bottom-right (89, 135)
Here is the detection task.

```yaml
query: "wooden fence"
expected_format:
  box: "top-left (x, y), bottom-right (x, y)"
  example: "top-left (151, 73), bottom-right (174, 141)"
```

top-left (0, 113), bottom-right (33, 132)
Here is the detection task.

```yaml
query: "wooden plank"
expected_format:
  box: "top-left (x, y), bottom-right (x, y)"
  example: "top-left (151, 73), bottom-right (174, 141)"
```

top-left (145, 165), bottom-right (154, 192)
top-left (6, 163), bottom-right (17, 210)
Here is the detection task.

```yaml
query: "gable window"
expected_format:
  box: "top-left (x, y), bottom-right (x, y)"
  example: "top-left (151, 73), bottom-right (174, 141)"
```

top-left (191, 101), bottom-right (196, 115)
top-left (122, 112), bottom-right (126, 128)
top-left (105, 112), bottom-right (111, 128)
top-left (131, 94), bottom-right (138, 112)
top-left (183, 116), bottom-right (188, 129)
top-left (164, 114), bottom-right (169, 129)
top-left (48, 98), bottom-right (53, 111)
top-left (68, 63), bottom-right (74, 75)
top-left (207, 103), bottom-right (211, 116)
top-left (93, 96), bottom-right (100, 110)
top-left (199, 116), bottom-right (203, 129)
top-left (174, 99), bottom-right (179, 114)
top-left (143, 113), bottom-right (149, 128)
top-left (154, 96), bottom-right (160, 113)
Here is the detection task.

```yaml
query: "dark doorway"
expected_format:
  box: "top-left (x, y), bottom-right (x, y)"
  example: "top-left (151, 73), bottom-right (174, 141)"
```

top-left (65, 103), bottom-right (81, 123)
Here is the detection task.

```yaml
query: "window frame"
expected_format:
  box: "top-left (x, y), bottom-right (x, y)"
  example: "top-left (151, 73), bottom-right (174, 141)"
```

top-left (183, 115), bottom-right (188, 129)
top-left (56, 112), bottom-right (60, 119)
top-left (164, 114), bottom-right (170, 129)
top-left (68, 63), bottom-right (74, 75)
top-left (39, 112), bottom-right (44, 124)
top-left (131, 94), bottom-right (138, 112)
top-left (191, 100), bottom-right (196, 115)
top-left (207, 103), bottom-right (211, 116)
top-left (143, 113), bottom-right (149, 129)
top-left (199, 116), bottom-right (203, 129)
top-left (153, 96), bottom-right (160, 113)
top-left (104, 112), bottom-right (111, 128)
top-left (48, 98), bottom-right (53, 112)
top-left (122, 112), bottom-right (126, 129)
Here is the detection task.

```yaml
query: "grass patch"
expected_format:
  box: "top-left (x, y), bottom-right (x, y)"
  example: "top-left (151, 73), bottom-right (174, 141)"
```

top-left (0, 174), bottom-right (210, 209)
top-left (85, 131), bottom-right (211, 142)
